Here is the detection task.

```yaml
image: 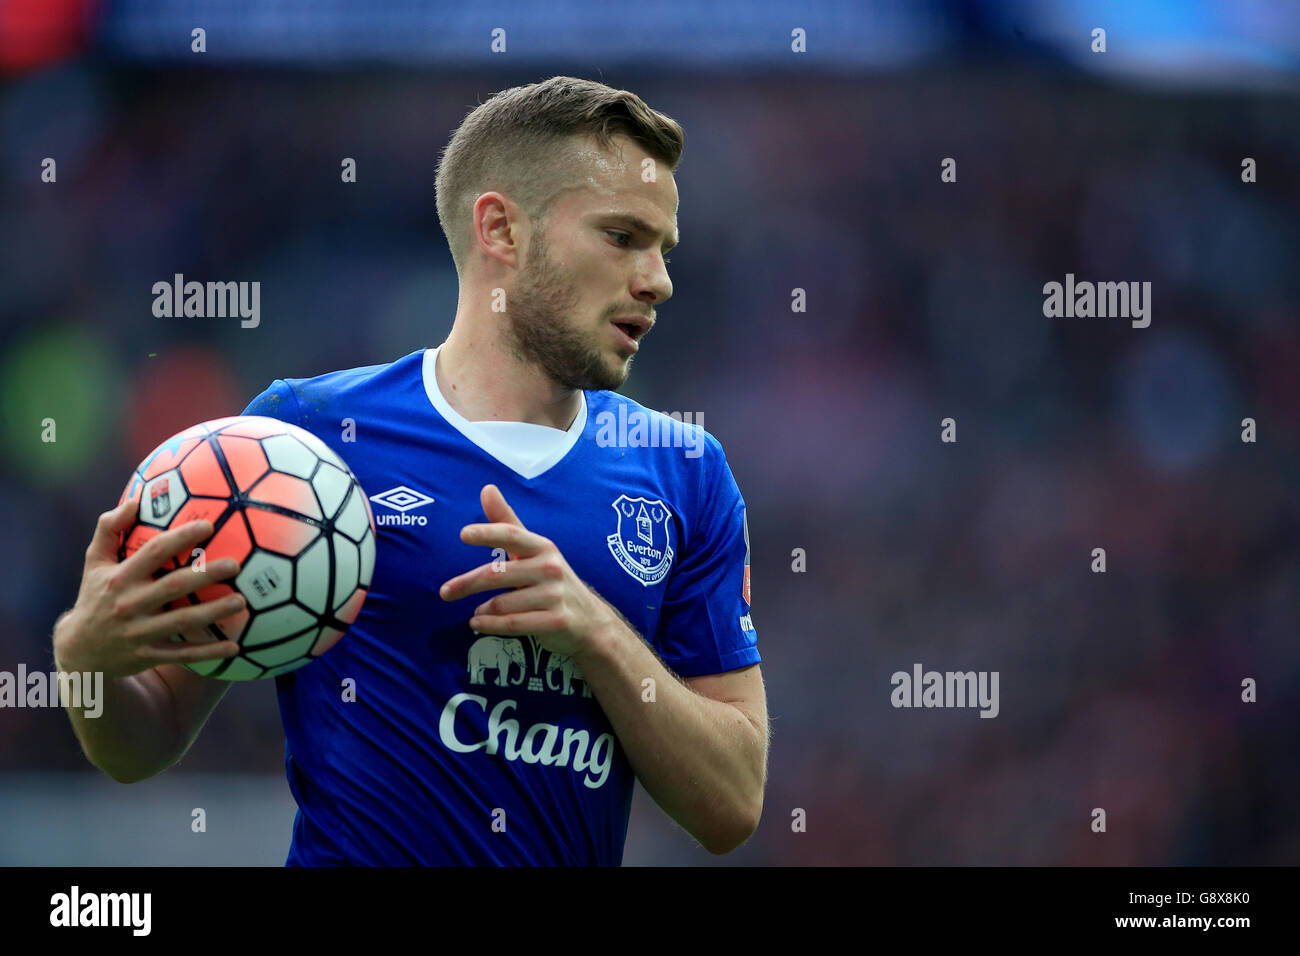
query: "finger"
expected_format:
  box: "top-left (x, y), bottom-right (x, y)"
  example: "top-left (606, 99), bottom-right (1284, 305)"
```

top-left (124, 593), bottom-right (246, 644)
top-left (481, 484), bottom-right (526, 529)
top-left (473, 582), bottom-right (560, 618)
top-left (459, 522), bottom-right (548, 558)
top-left (137, 637), bottom-right (241, 666)
top-left (86, 498), bottom-right (140, 565)
top-left (129, 559), bottom-right (242, 615)
top-left (467, 610), bottom-right (560, 636)
top-left (148, 625), bottom-right (231, 648)
top-left (120, 519), bottom-right (215, 581)
top-left (174, 626), bottom-right (225, 644)
top-left (441, 555), bottom-right (551, 601)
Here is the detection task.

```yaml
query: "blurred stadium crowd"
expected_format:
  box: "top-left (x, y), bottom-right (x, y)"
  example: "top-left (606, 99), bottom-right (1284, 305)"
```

top-left (1, 3), bottom-right (1297, 865)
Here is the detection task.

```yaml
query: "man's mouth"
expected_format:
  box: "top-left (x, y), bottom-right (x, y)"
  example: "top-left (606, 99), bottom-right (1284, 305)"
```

top-left (611, 315), bottom-right (653, 341)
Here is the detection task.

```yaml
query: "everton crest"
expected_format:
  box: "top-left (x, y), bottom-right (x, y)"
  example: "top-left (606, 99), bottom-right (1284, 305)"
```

top-left (606, 494), bottom-right (675, 586)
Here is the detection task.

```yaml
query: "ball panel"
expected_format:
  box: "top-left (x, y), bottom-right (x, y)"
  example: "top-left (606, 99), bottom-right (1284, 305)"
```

top-left (139, 470), bottom-right (189, 529)
top-left (139, 437), bottom-right (202, 481)
top-left (245, 629), bottom-right (319, 667)
top-left (212, 608), bottom-right (250, 642)
top-left (358, 529), bottom-right (375, 588)
top-left (243, 604), bottom-right (317, 648)
top-left (311, 462), bottom-right (349, 518)
top-left (215, 656), bottom-right (264, 681)
top-left (177, 422), bottom-right (216, 440)
top-left (334, 487), bottom-right (369, 541)
top-left (206, 511), bottom-right (253, 565)
top-left (312, 625), bottom-right (346, 657)
top-left (248, 471), bottom-right (323, 519)
top-left (191, 581), bottom-right (248, 640)
top-left (261, 433), bottom-right (318, 480)
top-left (286, 424), bottom-right (348, 471)
top-left (199, 416), bottom-right (249, 433)
top-left (331, 534), bottom-right (359, 612)
top-left (121, 523), bottom-right (161, 561)
top-left (246, 507), bottom-right (320, 556)
top-left (118, 473), bottom-right (143, 508)
top-left (335, 586), bottom-right (366, 627)
top-left (218, 435), bottom-right (269, 492)
top-left (236, 550), bottom-right (293, 610)
top-left (358, 487), bottom-right (375, 529)
top-left (178, 441), bottom-right (231, 497)
top-left (192, 580), bottom-right (235, 601)
top-left (185, 657), bottom-right (225, 677)
top-left (294, 536), bottom-right (329, 615)
top-left (174, 580), bottom-right (249, 639)
top-left (171, 497), bottom-right (228, 531)
top-left (218, 417), bottom-right (289, 440)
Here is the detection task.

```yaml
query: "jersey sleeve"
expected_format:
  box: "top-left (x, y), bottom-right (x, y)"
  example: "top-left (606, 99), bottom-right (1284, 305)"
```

top-left (242, 378), bottom-right (304, 425)
top-left (653, 438), bottom-right (760, 679)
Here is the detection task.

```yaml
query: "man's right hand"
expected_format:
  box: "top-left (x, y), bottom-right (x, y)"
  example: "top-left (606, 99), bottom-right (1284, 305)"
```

top-left (53, 497), bottom-right (246, 679)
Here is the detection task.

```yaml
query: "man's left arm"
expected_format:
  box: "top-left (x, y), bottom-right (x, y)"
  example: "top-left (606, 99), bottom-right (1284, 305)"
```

top-left (441, 482), bottom-right (768, 856)
top-left (572, 621), bottom-right (768, 855)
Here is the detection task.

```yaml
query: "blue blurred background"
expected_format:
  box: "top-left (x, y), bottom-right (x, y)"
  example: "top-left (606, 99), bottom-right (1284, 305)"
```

top-left (1, 0), bottom-right (1297, 865)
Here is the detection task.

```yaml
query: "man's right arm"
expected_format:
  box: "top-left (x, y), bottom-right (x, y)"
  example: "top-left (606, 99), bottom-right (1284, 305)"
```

top-left (54, 640), bottom-right (233, 783)
top-left (53, 500), bottom-right (246, 783)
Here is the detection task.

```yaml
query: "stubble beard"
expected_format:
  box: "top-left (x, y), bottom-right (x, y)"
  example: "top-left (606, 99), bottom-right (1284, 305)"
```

top-left (503, 226), bottom-right (631, 392)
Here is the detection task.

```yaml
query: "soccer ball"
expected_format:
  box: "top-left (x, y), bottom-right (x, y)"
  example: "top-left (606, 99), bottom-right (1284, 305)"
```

top-left (117, 415), bottom-right (376, 680)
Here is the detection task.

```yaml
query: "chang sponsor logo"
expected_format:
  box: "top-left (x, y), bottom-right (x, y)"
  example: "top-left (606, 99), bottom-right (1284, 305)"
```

top-left (440, 634), bottom-right (613, 789)
top-left (439, 694), bottom-right (614, 790)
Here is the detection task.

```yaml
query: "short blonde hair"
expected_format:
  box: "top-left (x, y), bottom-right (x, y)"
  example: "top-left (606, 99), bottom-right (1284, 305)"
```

top-left (435, 75), bottom-right (685, 275)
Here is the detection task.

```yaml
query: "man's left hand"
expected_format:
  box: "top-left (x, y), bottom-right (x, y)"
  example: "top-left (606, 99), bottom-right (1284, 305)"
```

top-left (439, 484), bottom-right (617, 660)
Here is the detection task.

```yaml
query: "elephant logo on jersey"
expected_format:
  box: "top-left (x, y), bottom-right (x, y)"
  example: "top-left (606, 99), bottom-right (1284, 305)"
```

top-left (467, 635), bottom-right (526, 686)
top-left (606, 495), bottom-right (674, 586)
top-left (444, 634), bottom-right (608, 789)
top-left (546, 653), bottom-right (592, 697)
top-left (466, 634), bottom-right (591, 697)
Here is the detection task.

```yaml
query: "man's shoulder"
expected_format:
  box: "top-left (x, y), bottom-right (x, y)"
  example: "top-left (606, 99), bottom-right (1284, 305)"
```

top-left (266, 349), bottom-right (425, 419)
top-left (243, 349), bottom-right (424, 424)
top-left (586, 388), bottom-right (727, 467)
top-left (281, 349), bottom-right (422, 397)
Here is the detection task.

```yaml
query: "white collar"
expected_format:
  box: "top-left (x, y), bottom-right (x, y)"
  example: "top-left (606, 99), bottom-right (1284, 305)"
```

top-left (421, 345), bottom-right (586, 480)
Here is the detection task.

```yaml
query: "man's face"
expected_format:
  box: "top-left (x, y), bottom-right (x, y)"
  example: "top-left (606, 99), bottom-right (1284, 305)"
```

top-left (503, 135), bottom-right (678, 392)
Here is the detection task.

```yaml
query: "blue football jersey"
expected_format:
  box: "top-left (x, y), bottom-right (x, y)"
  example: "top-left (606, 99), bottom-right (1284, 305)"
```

top-left (241, 346), bottom-right (760, 865)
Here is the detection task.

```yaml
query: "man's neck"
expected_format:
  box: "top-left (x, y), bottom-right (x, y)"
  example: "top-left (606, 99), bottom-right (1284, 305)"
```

top-left (435, 328), bottom-right (582, 431)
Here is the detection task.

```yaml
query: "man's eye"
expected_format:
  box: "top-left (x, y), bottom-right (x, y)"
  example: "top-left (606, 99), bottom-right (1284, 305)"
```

top-left (608, 231), bottom-right (630, 246)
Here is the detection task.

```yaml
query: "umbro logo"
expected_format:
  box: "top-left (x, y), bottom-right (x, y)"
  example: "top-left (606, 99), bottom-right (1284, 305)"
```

top-left (369, 485), bottom-right (435, 526)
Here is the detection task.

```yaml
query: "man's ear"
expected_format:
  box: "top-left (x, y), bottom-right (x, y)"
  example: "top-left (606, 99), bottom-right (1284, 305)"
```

top-left (473, 191), bottom-right (524, 268)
